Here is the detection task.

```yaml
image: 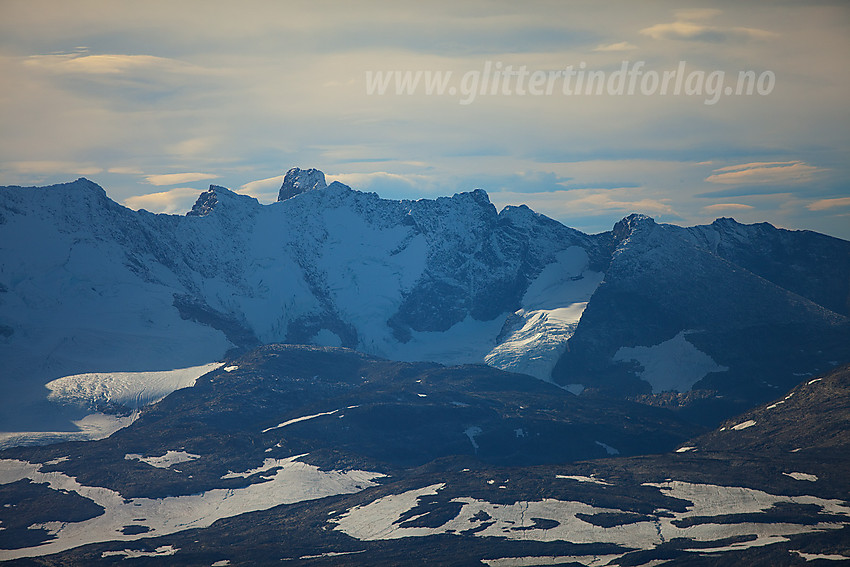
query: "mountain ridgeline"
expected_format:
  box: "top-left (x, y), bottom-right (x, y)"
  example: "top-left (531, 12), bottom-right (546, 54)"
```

top-left (2, 168), bottom-right (850, 565)
top-left (0, 168), bottom-right (848, 431)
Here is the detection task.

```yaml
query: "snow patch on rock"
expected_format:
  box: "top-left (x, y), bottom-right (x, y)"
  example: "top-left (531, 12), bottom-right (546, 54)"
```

top-left (783, 472), bottom-right (818, 482)
top-left (613, 331), bottom-right (727, 393)
top-left (333, 479), bottom-right (850, 559)
top-left (0, 455), bottom-right (384, 560)
top-left (731, 420), bottom-right (757, 431)
top-left (125, 451), bottom-right (200, 469)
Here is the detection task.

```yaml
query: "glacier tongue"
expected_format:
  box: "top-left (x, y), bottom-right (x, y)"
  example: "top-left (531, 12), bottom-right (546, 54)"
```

top-left (45, 363), bottom-right (224, 411)
top-left (485, 247), bottom-right (603, 381)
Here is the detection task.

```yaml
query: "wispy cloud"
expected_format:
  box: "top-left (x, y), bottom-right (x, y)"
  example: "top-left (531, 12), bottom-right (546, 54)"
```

top-left (641, 10), bottom-right (776, 43)
top-left (240, 175), bottom-right (283, 202)
top-left (123, 187), bottom-right (200, 214)
top-left (23, 50), bottom-right (196, 76)
top-left (167, 137), bottom-right (221, 159)
top-left (705, 161), bottom-right (824, 185)
top-left (674, 9), bottom-right (723, 21)
top-left (145, 173), bottom-right (219, 186)
top-left (489, 189), bottom-right (676, 220)
top-left (807, 197), bottom-right (850, 211)
top-left (702, 203), bottom-right (755, 213)
top-left (19, 48), bottom-right (215, 106)
top-left (327, 172), bottom-right (440, 194)
top-left (594, 41), bottom-right (637, 52)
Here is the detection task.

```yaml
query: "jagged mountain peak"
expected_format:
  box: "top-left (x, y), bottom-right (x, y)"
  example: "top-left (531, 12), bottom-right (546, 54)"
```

top-left (186, 184), bottom-right (259, 217)
top-left (0, 177), bottom-right (113, 224)
top-left (277, 167), bottom-right (327, 201)
top-left (186, 186), bottom-right (219, 217)
top-left (611, 212), bottom-right (657, 248)
top-left (614, 212), bottom-right (655, 232)
top-left (467, 187), bottom-right (491, 203)
top-left (432, 188), bottom-right (497, 218)
top-left (711, 216), bottom-right (742, 227)
top-left (709, 216), bottom-right (775, 239)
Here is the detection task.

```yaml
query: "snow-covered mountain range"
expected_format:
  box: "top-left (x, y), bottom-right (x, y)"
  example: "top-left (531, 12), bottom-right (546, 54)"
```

top-left (1, 168), bottom-right (848, 438)
top-left (2, 168), bottom-right (850, 563)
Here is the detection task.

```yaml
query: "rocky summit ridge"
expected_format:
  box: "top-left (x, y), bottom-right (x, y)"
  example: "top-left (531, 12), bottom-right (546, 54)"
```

top-left (277, 167), bottom-right (327, 201)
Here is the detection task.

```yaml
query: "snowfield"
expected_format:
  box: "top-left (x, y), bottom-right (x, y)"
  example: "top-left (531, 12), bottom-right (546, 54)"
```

top-left (0, 455), bottom-right (385, 560)
top-left (46, 363), bottom-right (223, 410)
top-left (613, 331), bottom-right (728, 393)
top-left (332, 480), bottom-right (850, 563)
top-left (0, 363), bottom-right (225, 448)
top-left (0, 412), bottom-right (139, 449)
top-left (124, 451), bottom-right (200, 469)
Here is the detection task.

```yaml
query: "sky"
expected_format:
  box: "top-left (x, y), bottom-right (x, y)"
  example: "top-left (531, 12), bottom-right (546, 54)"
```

top-left (1, 0), bottom-right (849, 238)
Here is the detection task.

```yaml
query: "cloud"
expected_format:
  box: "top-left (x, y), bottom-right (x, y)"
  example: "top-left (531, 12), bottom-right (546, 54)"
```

top-left (641, 21), bottom-right (775, 42)
top-left (145, 173), bottom-right (219, 186)
top-left (489, 170), bottom-right (574, 194)
top-left (327, 172), bottom-right (440, 195)
top-left (489, 189), bottom-right (676, 220)
top-left (807, 197), bottom-right (850, 211)
top-left (19, 48), bottom-right (215, 107)
top-left (705, 161), bottom-right (824, 185)
top-left (640, 10), bottom-right (776, 42)
top-left (123, 187), bottom-right (201, 214)
top-left (167, 137), bottom-right (221, 159)
top-left (702, 203), bottom-right (755, 213)
top-left (23, 51), bottom-right (196, 76)
top-left (240, 175), bottom-right (283, 202)
top-left (594, 41), bottom-right (638, 52)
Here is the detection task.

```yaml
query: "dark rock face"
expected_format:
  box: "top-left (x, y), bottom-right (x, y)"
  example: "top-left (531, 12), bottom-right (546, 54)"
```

top-left (185, 188), bottom-right (218, 217)
top-left (694, 363), bottom-right (850, 454)
top-left (277, 167), bottom-right (327, 201)
top-left (552, 215), bottom-right (850, 422)
top-left (0, 479), bottom-right (104, 550)
top-left (689, 218), bottom-right (850, 317)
